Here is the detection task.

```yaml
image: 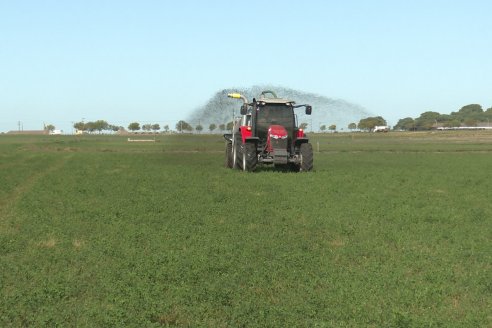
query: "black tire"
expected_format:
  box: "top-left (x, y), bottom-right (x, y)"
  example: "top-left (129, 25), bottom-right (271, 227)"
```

top-left (241, 142), bottom-right (257, 172)
top-left (225, 142), bottom-right (233, 168)
top-left (299, 143), bottom-right (313, 172)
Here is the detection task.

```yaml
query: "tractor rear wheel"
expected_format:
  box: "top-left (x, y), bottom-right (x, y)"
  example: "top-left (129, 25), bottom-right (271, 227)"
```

top-left (299, 143), bottom-right (313, 172)
top-left (225, 142), bottom-right (233, 168)
top-left (241, 142), bottom-right (257, 172)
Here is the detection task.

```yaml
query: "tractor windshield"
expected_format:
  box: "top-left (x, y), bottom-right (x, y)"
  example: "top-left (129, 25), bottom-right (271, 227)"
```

top-left (256, 104), bottom-right (294, 141)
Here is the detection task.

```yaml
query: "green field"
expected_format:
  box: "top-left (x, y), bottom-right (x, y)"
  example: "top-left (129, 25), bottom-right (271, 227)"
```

top-left (1, 132), bottom-right (491, 327)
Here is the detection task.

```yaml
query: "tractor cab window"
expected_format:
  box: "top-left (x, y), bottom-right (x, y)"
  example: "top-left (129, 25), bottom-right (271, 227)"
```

top-left (241, 114), bottom-right (252, 127)
top-left (256, 104), bottom-right (294, 141)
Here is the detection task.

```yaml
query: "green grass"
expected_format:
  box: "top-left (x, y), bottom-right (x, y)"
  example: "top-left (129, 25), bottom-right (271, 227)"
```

top-left (1, 132), bottom-right (491, 327)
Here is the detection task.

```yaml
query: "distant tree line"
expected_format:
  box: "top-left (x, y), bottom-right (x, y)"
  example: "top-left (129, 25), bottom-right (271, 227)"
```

top-left (127, 122), bottom-right (167, 133)
top-left (73, 120), bottom-right (171, 134)
top-left (173, 121), bottom-right (234, 133)
top-left (73, 120), bottom-right (122, 133)
top-left (395, 104), bottom-right (492, 131)
top-left (73, 120), bottom-right (239, 134)
top-left (70, 104), bottom-right (491, 135)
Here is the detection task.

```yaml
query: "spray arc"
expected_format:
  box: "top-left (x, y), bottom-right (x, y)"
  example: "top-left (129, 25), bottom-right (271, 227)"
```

top-left (224, 90), bottom-right (313, 172)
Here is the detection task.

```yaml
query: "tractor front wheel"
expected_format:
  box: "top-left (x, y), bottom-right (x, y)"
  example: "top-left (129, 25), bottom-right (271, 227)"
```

top-left (299, 143), bottom-right (313, 172)
top-left (241, 143), bottom-right (257, 172)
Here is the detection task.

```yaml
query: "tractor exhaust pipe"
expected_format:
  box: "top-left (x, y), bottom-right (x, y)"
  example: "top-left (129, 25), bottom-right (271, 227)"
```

top-left (227, 93), bottom-right (249, 104)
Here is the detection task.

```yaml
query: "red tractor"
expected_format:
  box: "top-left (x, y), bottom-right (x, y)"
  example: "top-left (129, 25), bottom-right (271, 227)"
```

top-left (224, 90), bottom-right (313, 172)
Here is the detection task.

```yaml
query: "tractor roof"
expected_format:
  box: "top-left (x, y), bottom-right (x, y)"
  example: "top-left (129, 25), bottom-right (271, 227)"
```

top-left (257, 98), bottom-right (295, 105)
top-left (257, 90), bottom-right (295, 105)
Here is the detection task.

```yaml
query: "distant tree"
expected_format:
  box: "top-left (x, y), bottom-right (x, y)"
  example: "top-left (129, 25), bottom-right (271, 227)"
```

top-left (93, 120), bottom-right (109, 133)
top-left (394, 117), bottom-right (416, 131)
top-left (299, 122), bottom-right (308, 130)
top-left (73, 121), bottom-right (86, 132)
top-left (329, 124), bottom-right (337, 132)
top-left (151, 124), bottom-right (160, 133)
top-left (85, 121), bottom-right (96, 133)
top-left (209, 123), bottom-right (217, 132)
top-left (45, 124), bottom-right (55, 132)
top-left (348, 122), bottom-right (357, 131)
top-left (142, 124), bottom-right (152, 132)
top-left (485, 108), bottom-right (492, 126)
top-left (128, 122), bottom-right (140, 132)
top-left (358, 116), bottom-right (386, 131)
top-left (163, 125), bottom-right (169, 133)
top-left (444, 120), bottom-right (461, 128)
top-left (319, 125), bottom-right (326, 132)
top-left (195, 124), bottom-right (203, 133)
top-left (446, 104), bottom-right (485, 125)
top-left (414, 111), bottom-right (440, 130)
top-left (109, 125), bottom-right (120, 132)
top-left (226, 121), bottom-right (234, 131)
top-left (218, 124), bottom-right (226, 131)
top-left (458, 104), bottom-right (483, 115)
top-left (176, 120), bottom-right (192, 132)
top-left (464, 118), bottom-right (477, 127)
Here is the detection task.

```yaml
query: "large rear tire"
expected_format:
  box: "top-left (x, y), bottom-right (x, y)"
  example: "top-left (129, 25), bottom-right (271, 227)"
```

top-left (241, 142), bottom-right (257, 172)
top-left (225, 142), bottom-right (233, 168)
top-left (299, 143), bottom-right (313, 172)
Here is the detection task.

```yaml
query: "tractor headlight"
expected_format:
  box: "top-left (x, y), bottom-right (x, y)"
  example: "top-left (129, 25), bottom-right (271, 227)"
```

top-left (270, 134), bottom-right (287, 139)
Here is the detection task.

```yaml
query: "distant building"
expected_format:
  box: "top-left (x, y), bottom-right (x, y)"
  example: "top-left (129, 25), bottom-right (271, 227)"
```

top-left (7, 130), bottom-right (47, 135)
top-left (373, 126), bottom-right (390, 132)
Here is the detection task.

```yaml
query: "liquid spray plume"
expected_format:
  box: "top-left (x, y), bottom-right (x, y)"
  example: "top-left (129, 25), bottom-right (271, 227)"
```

top-left (188, 86), bottom-right (372, 130)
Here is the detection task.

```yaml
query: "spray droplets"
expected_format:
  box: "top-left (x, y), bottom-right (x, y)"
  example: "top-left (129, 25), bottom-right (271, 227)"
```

top-left (188, 86), bottom-right (372, 130)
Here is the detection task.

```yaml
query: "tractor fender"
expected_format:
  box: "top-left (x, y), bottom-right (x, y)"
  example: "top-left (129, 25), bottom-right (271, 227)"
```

top-left (223, 133), bottom-right (233, 142)
top-left (244, 137), bottom-right (259, 145)
top-left (295, 137), bottom-right (309, 146)
top-left (239, 126), bottom-right (255, 144)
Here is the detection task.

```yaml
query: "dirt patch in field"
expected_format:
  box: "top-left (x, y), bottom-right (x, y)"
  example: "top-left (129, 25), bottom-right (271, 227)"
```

top-left (329, 238), bottom-right (345, 248)
top-left (72, 239), bottom-right (84, 249)
top-left (38, 237), bottom-right (57, 248)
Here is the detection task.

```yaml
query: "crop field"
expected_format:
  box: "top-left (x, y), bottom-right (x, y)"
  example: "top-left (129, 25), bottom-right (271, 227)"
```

top-left (0, 132), bottom-right (491, 327)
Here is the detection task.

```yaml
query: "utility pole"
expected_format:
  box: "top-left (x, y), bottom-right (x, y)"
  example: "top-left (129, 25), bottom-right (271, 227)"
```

top-left (18, 121), bottom-right (21, 132)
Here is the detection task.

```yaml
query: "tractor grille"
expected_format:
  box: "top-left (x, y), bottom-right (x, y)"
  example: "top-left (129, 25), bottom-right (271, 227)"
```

top-left (271, 138), bottom-right (287, 150)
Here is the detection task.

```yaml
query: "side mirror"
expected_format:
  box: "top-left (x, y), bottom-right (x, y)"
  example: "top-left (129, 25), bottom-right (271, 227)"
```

top-left (305, 105), bottom-right (312, 115)
top-left (240, 104), bottom-right (248, 115)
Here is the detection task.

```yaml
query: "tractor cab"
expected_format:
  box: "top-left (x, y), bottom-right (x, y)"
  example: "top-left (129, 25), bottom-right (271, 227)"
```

top-left (254, 100), bottom-right (295, 151)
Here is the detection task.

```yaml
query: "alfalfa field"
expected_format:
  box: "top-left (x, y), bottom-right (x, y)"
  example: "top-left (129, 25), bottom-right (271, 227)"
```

top-left (0, 132), bottom-right (490, 327)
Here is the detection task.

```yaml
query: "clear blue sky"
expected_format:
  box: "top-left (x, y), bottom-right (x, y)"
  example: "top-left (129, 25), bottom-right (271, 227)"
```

top-left (1, 0), bottom-right (491, 132)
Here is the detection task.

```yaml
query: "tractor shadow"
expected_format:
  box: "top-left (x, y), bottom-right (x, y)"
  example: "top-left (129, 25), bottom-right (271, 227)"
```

top-left (254, 165), bottom-right (301, 174)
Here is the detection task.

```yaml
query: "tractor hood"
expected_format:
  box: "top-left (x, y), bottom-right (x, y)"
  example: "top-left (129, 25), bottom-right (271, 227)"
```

top-left (266, 125), bottom-right (288, 154)
top-left (268, 125), bottom-right (288, 139)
